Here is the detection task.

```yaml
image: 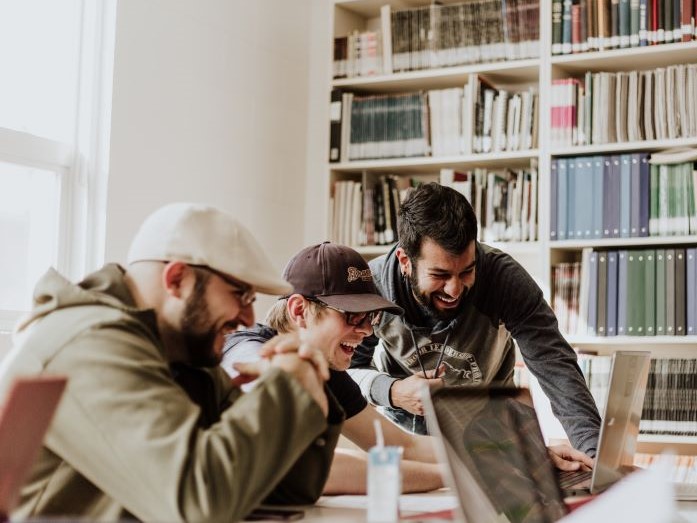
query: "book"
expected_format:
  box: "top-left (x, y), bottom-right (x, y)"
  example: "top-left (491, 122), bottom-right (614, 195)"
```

top-left (550, 159), bottom-right (558, 240)
top-left (617, 250), bottom-right (629, 335)
top-left (597, 251), bottom-right (608, 335)
top-left (656, 249), bottom-right (667, 335)
top-left (675, 248), bottom-right (687, 335)
top-left (666, 248), bottom-right (676, 335)
top-left (620, 154), bottom-right (631, 237)
top-left (588, 250), bottom-right (599, 335)
top-left (644, 249), bottom-right (656, 335)
top-left (687, 248), bottom-right (696, 336)
top-left (329, 88), bottom-right (344, 163)
top-left (606, 250), bottom-right (619, 335)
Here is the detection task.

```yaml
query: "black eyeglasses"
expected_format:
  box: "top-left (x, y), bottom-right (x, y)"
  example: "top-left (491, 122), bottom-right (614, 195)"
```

top-left (310, 299), bottom-right (382, 327)
top-left (189, 264), bottom-right (256, 306)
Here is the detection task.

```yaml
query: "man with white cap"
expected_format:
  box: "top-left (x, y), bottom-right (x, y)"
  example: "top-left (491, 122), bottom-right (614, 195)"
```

top-left (0, 203), bottom-right (339, 522)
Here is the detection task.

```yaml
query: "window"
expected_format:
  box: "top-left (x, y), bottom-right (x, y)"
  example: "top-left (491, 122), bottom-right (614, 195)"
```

top-left (0, 0), bottom-right (116, 329)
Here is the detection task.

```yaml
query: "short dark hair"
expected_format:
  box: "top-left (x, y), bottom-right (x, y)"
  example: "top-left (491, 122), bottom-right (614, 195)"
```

top-left (398, 182), bottom-right (478, 259)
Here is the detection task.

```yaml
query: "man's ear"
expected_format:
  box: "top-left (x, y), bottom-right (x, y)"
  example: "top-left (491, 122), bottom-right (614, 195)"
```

top-left (161, 262), bottom-right (192, 298)
top-left (395, 247), bottom-right (412, 277)
top-left (287, 294), bottom-right (309, 328)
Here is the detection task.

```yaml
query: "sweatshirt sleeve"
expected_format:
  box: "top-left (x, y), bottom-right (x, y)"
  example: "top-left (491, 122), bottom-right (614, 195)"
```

top-left (482, 252), bottom-right (601, 455)
top-left (41, 322), bottom-right (332, 523)
top-left (349, 333), bottom-right (398, 408)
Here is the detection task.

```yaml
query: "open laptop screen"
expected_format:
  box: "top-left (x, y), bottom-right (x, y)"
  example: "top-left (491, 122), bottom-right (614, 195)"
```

top-left (427, 387), bottom-right (568, 523)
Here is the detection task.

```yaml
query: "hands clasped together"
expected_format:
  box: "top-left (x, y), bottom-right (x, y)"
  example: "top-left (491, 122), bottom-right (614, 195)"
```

top-left (231, 332), bottom-right (330, 416)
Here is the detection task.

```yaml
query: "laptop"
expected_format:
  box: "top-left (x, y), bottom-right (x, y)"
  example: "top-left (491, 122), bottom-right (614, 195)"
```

top-left (0, 376), bottom-right (67, 518)
top-left (558, 350), bottom-right (651, 496)
top-left (423, 385), bottom-right (569, 523)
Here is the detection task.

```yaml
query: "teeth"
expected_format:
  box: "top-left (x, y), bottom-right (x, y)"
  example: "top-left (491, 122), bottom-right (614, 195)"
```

top-left (437, 295), bottom-right (457, 303)
top-left (340, 342), bottom-right (358, 349)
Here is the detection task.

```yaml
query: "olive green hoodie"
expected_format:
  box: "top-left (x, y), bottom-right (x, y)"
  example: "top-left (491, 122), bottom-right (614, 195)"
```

top-left (1, 264), bottom-right (340, 522)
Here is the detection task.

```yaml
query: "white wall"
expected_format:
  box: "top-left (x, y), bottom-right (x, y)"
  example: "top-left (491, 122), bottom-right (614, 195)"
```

top-left (304, 0), bottom-right (334, 244)
top-left (0, 0), bottom-right (320, 352)
top-left (107, 0), bottom-right (315, 314)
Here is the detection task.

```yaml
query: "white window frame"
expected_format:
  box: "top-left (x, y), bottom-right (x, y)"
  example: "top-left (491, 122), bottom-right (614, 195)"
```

top-left (0, 0), bottom-right (116, 332)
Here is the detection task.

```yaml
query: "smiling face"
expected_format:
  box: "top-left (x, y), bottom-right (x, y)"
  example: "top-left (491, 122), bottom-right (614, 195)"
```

top-left (180, 268), bottom-right (255, 367)
top-left (398, 238), bottom-right (477, 321)
top-left (300, 300), bottom-right (373, 371)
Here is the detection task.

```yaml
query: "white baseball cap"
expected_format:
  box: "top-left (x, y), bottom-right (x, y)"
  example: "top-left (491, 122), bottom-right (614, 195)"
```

top-left (127, 203), bottom-right (292, 295)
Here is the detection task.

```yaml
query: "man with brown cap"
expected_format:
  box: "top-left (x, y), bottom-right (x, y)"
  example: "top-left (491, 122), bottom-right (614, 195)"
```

top-left (0, 203), bottom-right (339, 522)
top-left (224, 242), bottom-right (445, 494)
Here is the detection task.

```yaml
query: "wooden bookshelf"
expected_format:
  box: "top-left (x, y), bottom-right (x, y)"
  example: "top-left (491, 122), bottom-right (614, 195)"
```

top-left (326, 0), bottom-right (697, 453)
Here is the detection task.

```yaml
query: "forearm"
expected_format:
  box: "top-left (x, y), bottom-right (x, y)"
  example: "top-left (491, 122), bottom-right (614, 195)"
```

top-left (347, 368), bottom-right (397, 407)
top-left (322, 448), bottom-right (444, 495)
top-left (402, 433), bottom-right (438, 463)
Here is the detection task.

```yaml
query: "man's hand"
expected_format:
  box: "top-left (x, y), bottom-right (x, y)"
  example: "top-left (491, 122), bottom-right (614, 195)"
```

top-left (547, 444), bottom-right (594, 471)
top-left (233, 353), bottom-right (329, 416)
top-left (389, 366), bottom-right (445, 416)
top-left (259, 332), bottom-right (329, 381)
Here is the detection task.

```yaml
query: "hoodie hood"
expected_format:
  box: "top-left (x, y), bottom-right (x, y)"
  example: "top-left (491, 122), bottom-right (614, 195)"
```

top-left (16, 264), bottom-right (156, 335)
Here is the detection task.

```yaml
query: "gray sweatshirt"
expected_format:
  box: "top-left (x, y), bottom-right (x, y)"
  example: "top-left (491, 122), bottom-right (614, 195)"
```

top-left (349, 242), bottom-right (600, 455)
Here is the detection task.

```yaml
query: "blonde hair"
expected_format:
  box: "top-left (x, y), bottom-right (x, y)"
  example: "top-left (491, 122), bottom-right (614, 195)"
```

top-left (265, 297), bottom-right (325, 333)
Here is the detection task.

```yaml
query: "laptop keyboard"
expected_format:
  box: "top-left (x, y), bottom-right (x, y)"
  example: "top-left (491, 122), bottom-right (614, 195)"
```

top-left (557, 469), bottom-right (593, 489)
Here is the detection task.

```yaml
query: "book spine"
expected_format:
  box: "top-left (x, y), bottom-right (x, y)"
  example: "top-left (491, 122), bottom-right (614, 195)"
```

top-left (676, 248), bottom-right (687, 335)
top-left (588, 251), bottom-right (599, 335)
top-left (617, 250), bottom-right (629, 335)
top-left (639, 0), bottom-right (649, 44)
top-left (656, 249), bottom-right (666, 335)
top-left (607, 251), bottom-right (619, 335)
top-left (645, 249), bottom-right (656, 335)
top-left (553, 0), bottom-right (565, 52)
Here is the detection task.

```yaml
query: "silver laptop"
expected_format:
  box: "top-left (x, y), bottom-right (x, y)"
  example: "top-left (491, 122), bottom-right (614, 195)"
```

top-left (559, 350), bottom-right (651, 495)
top-left (423, 385), bottom-right (569, 523)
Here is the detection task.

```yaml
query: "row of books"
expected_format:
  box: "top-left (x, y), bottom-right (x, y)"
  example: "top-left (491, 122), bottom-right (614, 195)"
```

top-left (643, 358), bottom-right (697, 435)
top-left (333, 31), bottom-right (382, 79)
top-left (577, 354), bottom-right (697, 436)
top-left (329, 176), bottom-right (411, 248)
top-left (386, 0), bottom-right (540, 71)
top-left (550, 154), bottom-right (697, 241)
top-left (553, 247), bottom-right (697, 337)
top-left (552, 0), bottom-right (697, 55)
top-left (332, 1), bottom-right (540, 79)
top-left (328, 80), bottom-right (539, 162)
top-left (440, 166), bottom-right (539, 242)
top-left (550, 64), bottom-right (697, 147)
top-left (329, 167), bottom-right (538, 247)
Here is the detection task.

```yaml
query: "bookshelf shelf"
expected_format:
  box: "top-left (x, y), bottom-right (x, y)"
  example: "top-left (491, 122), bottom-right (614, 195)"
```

top-left (326, 0), bottom-right (697, 454)
top-left (551, 41), bottom-right (697, 74)
top-left (637, 435), bottom-right (697, 455)
top-left (488, 241), bottom-right (544, 254)
top-left (354, 244), bottom-right (392, 257)
top-left (332, 150), bottom-right (540, 173)
top-left (550, 236), bottom-right (697, 250)
top-left (639, 435), bottom-right (697, 445)
top-left (551, 137), bottom-right (697, 157)
top-left (567, 335), bottom-right (697, 346)
top-left (333, 58), bottom-right (540, 93)
top-left (355, 241), bottom-right (543, 259)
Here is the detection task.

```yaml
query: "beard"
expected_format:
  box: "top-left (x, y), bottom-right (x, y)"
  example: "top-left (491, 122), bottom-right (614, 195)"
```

top-left (180, 277), bottom-right (220, 367)
top-left (408, 269), bottom-right (467, 322)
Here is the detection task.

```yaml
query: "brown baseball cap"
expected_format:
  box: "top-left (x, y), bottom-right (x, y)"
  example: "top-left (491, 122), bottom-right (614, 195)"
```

top-left (283, 242), bottom-right (403, 315)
